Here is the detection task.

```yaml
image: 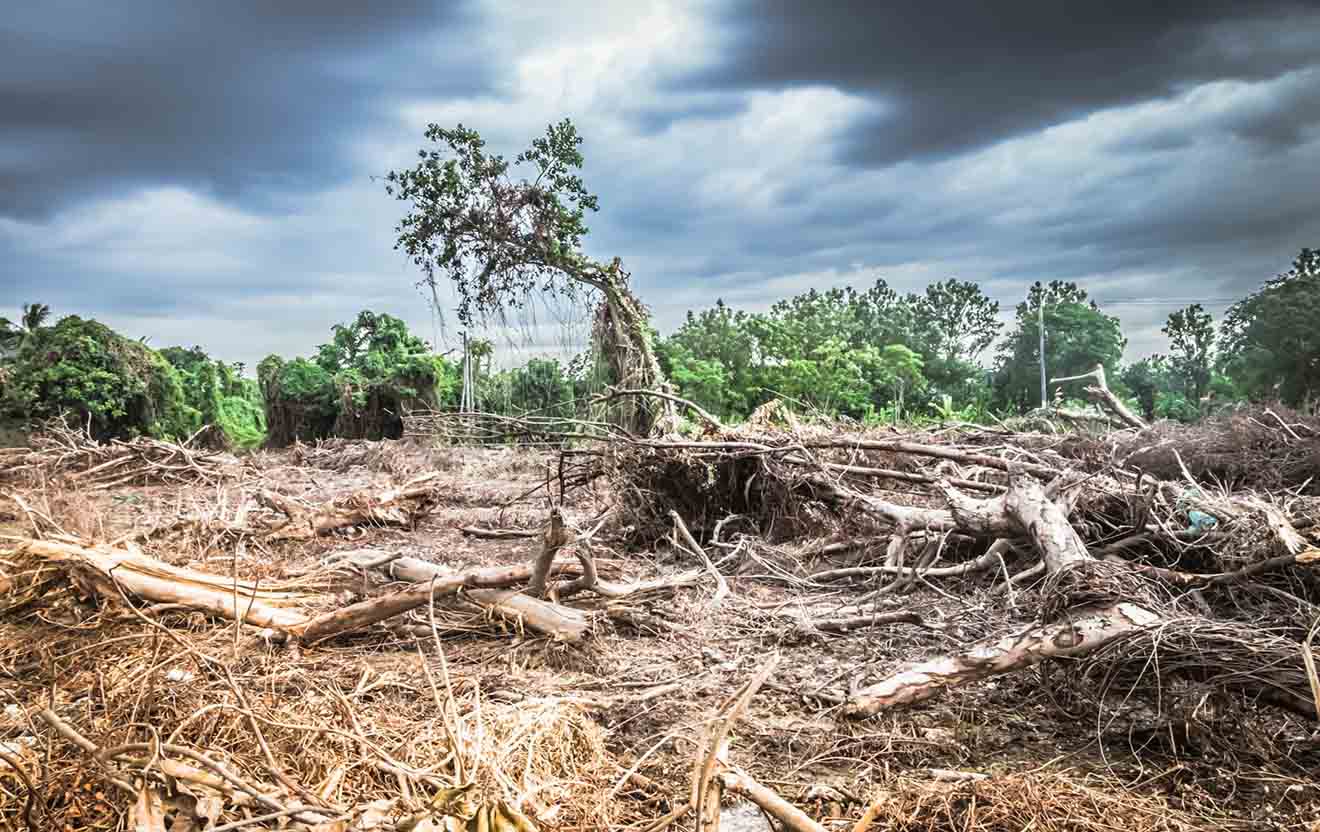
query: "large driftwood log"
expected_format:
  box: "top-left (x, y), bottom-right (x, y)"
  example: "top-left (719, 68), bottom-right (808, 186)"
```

top-left (846, 470), bottom-right (1320, 717)
top-left (9, 538), bottom-right (590, 643)
top-left (848, 471), bottom-right (1164, 715)
top-left (845, 602), bottom-right (1160, 716)
top-left (257, 473), bottom-right (442, 540)
top-left (287, 560), bottom-right (585, 643)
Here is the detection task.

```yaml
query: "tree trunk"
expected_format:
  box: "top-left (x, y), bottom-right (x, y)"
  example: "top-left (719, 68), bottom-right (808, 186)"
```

top-left (256, 473), bottom-right (441, 540)
top-left (592, 259), bottom-right (678, 436)
top-left (845, 602), bottom-right (1160, 716)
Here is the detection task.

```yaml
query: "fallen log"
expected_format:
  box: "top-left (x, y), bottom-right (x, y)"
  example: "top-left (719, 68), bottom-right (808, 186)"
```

top-left (845, 602), bottom-right (1160, 716)
top-left (257, 472), bottom-right (442, 540)
top-left (9, 538), bottom-right (591, 643)
top-left (718, 767), bottom-right (826, 832)
top-left (846, 470), bottom-right (1318, 717)
top-left (331, 550), bottom-right (592, 642)
top-left (10, 538), bottom-right (313, 631)
top-left (289, 560), bottom-right (584, 643)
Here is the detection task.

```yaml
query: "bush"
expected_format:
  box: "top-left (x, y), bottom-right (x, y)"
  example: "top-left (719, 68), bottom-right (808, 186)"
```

top-left (160, 346), bottom-right (266, 448)
top-left (1, 315), bottom-right (195, 439)
top-left (259, 311), bottom-right (458, 446)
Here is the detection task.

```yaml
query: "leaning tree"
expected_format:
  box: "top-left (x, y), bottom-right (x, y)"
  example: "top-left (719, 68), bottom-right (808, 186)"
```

top-left (385, 120), bottom-right (676, 435)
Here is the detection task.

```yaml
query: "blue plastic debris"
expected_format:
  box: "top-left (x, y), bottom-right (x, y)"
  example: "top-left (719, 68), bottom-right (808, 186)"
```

top-left (1187, 509), bottom-right (1219, 533)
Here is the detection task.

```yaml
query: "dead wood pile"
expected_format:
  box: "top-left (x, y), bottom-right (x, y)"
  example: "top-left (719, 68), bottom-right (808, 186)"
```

top-left (0, 421), bottom-right (240, 488)
top-left (283, 437), bottom-right (435, 478)
top-left (1071, 404), bottom-right (1320, 493)
top-left (4, 399), bottom-right (1320, 831)
top-left (584, 406), bottom-right (1320, 825)
top-left (598, 417), bottom-right (1320, 713)
top-left (0, 445), bottom-right (708, 831)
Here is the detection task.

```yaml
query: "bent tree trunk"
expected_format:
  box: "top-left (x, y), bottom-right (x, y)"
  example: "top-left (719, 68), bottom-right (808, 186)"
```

top-left (590, 258), bottom-right (678, 436)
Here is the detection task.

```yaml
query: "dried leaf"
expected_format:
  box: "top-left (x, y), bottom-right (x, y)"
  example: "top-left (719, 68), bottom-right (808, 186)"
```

top-left (129, 784), bottom-right (167, 832)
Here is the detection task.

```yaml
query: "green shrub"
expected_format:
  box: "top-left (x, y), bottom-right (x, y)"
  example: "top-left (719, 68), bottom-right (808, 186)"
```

top-left (160, 346), bottom-right (266, 448)
top-left (1, 315), bottom-right (194, 439)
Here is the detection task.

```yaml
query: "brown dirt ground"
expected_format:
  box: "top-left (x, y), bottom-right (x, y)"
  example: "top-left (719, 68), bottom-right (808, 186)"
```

top-left (2, 443), bottom-right (1318, 831)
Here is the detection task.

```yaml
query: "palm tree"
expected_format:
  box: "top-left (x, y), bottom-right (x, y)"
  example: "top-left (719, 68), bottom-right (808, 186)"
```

top-left (1, 303), bottom-right (52, 354)
top-left (20, 303), bottom-right (50, 334)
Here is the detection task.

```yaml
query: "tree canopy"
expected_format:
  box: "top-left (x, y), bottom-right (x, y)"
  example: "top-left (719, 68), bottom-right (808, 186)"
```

top-left (1, 314), bottom-right (195, 439)
top-left (993, 281), bottom-right (1126, 413)
top-left (1219, 248), bottom-right (1320, 407)
top-left (386, 120), bottom-right (672, 434)
top-left (260, 311), bottom-right (457, 445)
top-left (385, 120), bottom-right (602, 325)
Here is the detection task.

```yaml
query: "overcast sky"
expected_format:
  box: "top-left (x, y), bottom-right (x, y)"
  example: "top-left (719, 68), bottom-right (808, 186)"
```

top-left (3, 1), bottom-right (1319, 368)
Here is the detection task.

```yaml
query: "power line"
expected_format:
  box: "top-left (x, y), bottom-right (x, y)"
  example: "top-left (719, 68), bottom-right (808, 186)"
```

top-left (1088, 297), bottom-right (1239, 305)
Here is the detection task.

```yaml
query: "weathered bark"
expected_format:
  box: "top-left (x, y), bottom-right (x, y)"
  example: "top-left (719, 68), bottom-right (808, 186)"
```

top-left (291, 561), bottom-right (581, 643)
top-left (336, 551), bottom-right (591, 642)
top-left (845, 602), bottom-right (1161, 716)
top-left (812, 539), bottom-right (1015, 583)
top-left (527, 508), bottom-right (570, 598)
top-left (847, 473), bottom-right (1165, 715)
top-left (718, 768), bottom-right (827, 832)
top-left (13, 538), bottom-right (588, 643)
top-left (1052, 364), bottom-right (1147, 430)
top-left (13, 539), bottom-right (312, 631)
top-left (257, 473), bottom-right (441, 541)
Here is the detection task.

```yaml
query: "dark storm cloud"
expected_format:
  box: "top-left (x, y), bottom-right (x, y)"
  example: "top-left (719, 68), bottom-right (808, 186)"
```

top-left (3, 0), bottom-right (1319, 368)
top-left (0, 0), bottom-right (487, 218)
top-left (681, 1), bottom-right (1320, 164)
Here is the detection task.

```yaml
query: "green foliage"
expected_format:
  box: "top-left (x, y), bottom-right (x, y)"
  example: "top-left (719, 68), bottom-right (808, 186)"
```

top-left (655, 279), bottom-right (999, 423)
top-left (993, 281), bottom-right (1126, 413)
top-left (0, 315), bottom-right (194, 439)
top-left (1121, 356), bottom-right (1173, 422)
top-left (1219, 248), bottom-right (1320, 406)
top-left (915, 279), bottom-right (1000, 365)
top-left (160, 346), bottom-right (266, 448)
top-left (657, 300), bottom-right (758, 419)
top-left (386, 120), bottom-right (601, 326)
top-left (1163, 303), bottom-right (1215, 407)
top-left (259, 311), bottom-right (458, 445)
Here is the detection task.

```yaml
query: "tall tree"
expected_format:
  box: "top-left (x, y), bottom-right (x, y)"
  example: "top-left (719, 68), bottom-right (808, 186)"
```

top-left (386, 120), bottom-right (673, 434)
top-left (1162, 304), bottom-right (1214, 406)
top-left (1121, 356), bottom-right (1174, 422)
top-left (1220, 248), bottom-right (1320, 407)
top-left (658, 300), bottom-right (758, 419)
top-left (1, 303), bottom-right (51, 352)
top-left (993, 281), bottom-right (1126, 413)
top-left (915, 279), bottom-right (1000, 365)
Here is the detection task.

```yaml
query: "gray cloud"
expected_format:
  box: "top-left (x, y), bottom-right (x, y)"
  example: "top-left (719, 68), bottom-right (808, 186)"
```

top-left (678, 0), bottom-right (1320, 164)
top-left (0, 1), bottom-right (488, 218)
top-left (2, 0), bottom-right (1319, 372)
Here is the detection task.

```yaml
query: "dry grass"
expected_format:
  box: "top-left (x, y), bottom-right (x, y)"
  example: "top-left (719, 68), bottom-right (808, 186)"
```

top-left (859, 769), bottom-right (1247, 832)
top-left (4, 428), bottom-right (1320, 831)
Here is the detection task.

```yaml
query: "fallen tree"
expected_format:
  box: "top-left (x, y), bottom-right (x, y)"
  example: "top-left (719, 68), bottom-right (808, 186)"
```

top-left (255, 472), bottom-right (443, 540)
top-left (581, 415), bottom-right (1320, 728)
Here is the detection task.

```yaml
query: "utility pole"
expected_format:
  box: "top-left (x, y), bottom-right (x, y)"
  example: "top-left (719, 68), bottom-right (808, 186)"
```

top-left (460, 330), bottom-right (471, 413)
top-left (1038, 296), bottom-right (1047, 409)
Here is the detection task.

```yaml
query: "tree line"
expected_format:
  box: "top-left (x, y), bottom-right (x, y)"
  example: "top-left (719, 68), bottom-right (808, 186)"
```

top-left (651, 248), bottom-right (1319, 425)
top-left (1, 247), bottom-right (1316, 447)
top-left (3, 111), bottom-right (1317, 444)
